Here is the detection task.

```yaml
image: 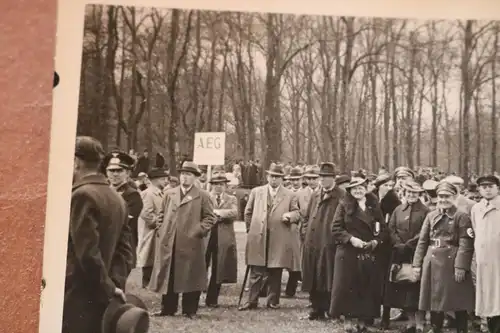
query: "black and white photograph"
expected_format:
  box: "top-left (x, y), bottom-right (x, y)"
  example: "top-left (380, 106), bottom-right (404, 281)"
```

top-left (42, 1), bottom-right (500, 333)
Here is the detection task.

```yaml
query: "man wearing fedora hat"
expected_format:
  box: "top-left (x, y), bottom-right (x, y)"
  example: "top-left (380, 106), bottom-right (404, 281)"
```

top-left (63, 137), bottom-right (134, 333)
top-left (137, 168), bottom-right (169, 288)
top-left (301, 162), bottom-right (344, 320)
top-left (239, 163), bottom-right (300, 311)
top-left (103, 150), bottom-right (144, 268)
top-left (204, 174), bottom-right (239, 307)
top-left (148, 161), bottom-right (216, 318)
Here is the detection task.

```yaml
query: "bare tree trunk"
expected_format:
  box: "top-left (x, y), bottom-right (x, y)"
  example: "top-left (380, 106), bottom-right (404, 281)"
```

top-left (492, 23), bottom-right (498, 172)
top-left (339, 17), bottom-right (355, 172)
top-left (461, 20), bottom-right (473, 185)
top-left (474, 88), bottom-right (481, 174)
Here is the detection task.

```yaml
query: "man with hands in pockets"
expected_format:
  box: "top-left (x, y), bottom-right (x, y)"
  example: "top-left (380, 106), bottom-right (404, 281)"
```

top-left (239, 164), bottom-right (300, 311)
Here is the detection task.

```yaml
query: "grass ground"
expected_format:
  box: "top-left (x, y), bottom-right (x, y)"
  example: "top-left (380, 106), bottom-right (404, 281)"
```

top-left (125, 227), bottom-right (462, 333)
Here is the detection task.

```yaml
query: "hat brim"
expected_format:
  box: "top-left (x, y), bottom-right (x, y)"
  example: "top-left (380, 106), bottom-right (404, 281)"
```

top-left (209, 179), bottom-right (230, 184)
top-left (319, 172), bottom-right (335, 177)
top-left (436, 189), bottom-right (455, 195)
top-left (402, 185), bottom-right (424, 193)
top-left (346, 179), bottom-right (368, 189)
top-left (107, 164), bottom-right (130, 171)
top-left (303, 173), bottom-right (319, 178)
top-left (288, 175), bottom-right (302, 180)
top-left (266, 171), bottom-right (285, 177)
top-left (179, 168), bottom-right (201, 177)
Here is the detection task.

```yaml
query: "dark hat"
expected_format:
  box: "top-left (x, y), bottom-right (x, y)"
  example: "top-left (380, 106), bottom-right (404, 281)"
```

top-left (345, 177), bottom-right (368, 189)
top-left (178, 161), bottom-right (201, 177)
top-left (287, 167), bottom-right (303, 179)
top-left (74, 136), bottom-right (105, 163)
top-left (199, 165), bottom-right (208, 173)
top-left (373, 173), bottom-right (391, 188)
top-left (319, 162), bottom-right (336, 177)
top-left (103, 151), bottom-right (135, 170)
top-left (394, 166), bottom-right (415, 179)
top-left (476, 175), bottom-right (500, 187)
top-left (436, 181), bottom-right (458, 196)
top-left (101, 294), bottom-right (149, 333)
top-left (303, 165), bottom-right (320, 178)
top-left (209, 175), bottom-right (230, 184)
top-left (148, 168), bottom-right (169, 179)
top-left (266, 164), bottom-right (285, 177)
top-left (468, 183), bottom-right (478, 192)
top-left (335, 174), bottom-right (351, 186)
top-left (402, 180), bottom-right (424, 193)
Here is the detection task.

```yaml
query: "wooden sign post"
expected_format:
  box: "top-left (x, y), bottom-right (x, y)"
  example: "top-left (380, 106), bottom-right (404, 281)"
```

top-left (193, 132), bottom-right (226, 192)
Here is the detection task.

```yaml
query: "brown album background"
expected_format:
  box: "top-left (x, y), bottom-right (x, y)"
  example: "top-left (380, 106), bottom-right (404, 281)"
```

top-left (0, 0), bottom-right (56, 332)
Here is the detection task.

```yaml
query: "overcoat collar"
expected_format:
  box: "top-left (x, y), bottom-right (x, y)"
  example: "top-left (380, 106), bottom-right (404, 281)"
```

top-left (210, 191), bottom-right (227, 208)
top-left (174, 185), bottom-right (200, 206)
top-left (479, 195), bottom-right (500, 217)
top-left (319, 186), bottom-right (342, 203)
top-left (265, 185), bottom-right (284, 213)
top-left (430, 205), bottom-right (457, 228)
top-left (72, 173), bottom-right (107, 191)
top-left (401, 199), bottom-right (426, 212)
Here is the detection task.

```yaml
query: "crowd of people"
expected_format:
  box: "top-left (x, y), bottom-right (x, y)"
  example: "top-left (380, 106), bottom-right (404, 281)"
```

top-left (63, 136), bottom-right (500, 333)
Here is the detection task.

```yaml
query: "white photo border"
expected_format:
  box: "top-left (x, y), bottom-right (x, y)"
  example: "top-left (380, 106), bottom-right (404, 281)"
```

top-left (40, 0), bottom-right (500, 332)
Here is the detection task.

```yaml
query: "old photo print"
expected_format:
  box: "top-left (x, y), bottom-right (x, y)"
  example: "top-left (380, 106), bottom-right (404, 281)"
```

top-left (40, 1), bottom-right (500, 333)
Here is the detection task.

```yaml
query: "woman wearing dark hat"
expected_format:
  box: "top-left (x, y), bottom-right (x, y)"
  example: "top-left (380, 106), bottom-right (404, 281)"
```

top-left (330, 177), bottom-right (390, 332)
top-left (372, 174), bottom-right (401, 220)
top-left (382, 181), bottom-right (430, 332)
top-left (412, 182), bottom-right (475, 333)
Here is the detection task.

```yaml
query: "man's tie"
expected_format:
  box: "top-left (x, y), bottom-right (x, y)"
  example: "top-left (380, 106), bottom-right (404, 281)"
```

top-left (217, 195), bottom-right (221, 207)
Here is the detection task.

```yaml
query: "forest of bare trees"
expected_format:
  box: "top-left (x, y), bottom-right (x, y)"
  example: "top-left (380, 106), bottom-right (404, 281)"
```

top-left (78, 5), bottom-right (500, 179)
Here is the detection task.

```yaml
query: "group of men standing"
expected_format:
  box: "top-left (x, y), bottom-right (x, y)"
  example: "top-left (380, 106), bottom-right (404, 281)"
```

top-left (62, 135), bottom-right (500, 333)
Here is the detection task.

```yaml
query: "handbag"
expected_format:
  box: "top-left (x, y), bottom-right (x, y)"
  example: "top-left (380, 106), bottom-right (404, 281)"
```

top-left (389, 263), bottom-right (416, 283)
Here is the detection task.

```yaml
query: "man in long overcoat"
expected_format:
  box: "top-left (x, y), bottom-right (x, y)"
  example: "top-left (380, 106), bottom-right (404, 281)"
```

top-left (63, 136), bottom-right (134, 333)
top-left (283, 167), bottom-right (304, 297)
top-left (238, 164), bottom-right (300, 311)
top-left (301, 162), bottom-right (344, 320)
top-left (137, 168), bottom-right (168, 288)
top-left (413, 182), bottom-right (475, 333)
top-left (471, 175), bottom-right (500, 333)
top-left (148, 161), bottom-right (216, 318)
top-left (205, 174), bottom-right (239, 307)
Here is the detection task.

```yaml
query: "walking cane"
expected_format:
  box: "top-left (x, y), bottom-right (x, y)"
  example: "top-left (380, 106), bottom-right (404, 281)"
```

top-left (238, 265), bottom-right (250, 308)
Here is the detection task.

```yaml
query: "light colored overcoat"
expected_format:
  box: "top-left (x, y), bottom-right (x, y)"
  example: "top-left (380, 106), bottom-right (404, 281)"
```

top-left (471, 196), bottom-right (500, 317)
top-left (136, 185), bottom-right (162, 268)
top-left (244, 185), bottom-right (300, 269)
top-left (148, 185), bottom-right (216, 293)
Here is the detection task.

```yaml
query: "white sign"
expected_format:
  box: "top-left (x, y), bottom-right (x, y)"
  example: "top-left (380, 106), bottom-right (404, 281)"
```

top-left (193, 132), bottom-right (226, 165)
